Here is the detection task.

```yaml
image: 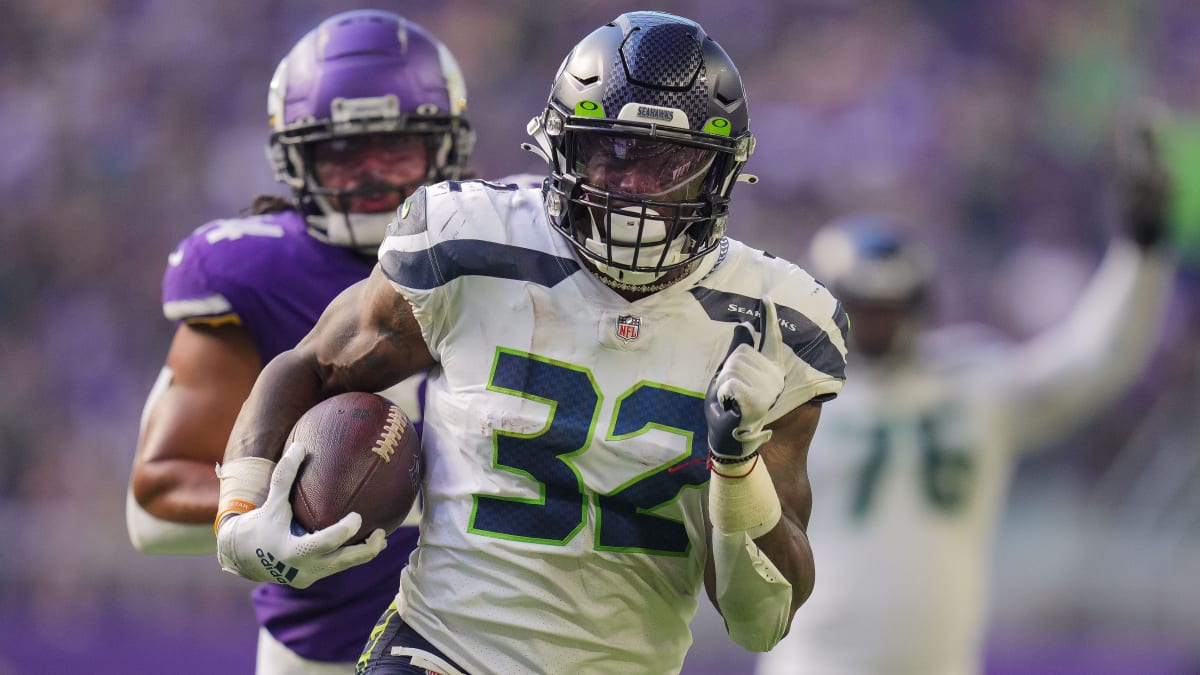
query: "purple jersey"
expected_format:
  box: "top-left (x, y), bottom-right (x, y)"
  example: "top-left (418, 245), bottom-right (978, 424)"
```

top-left (162, 209), bottom-right (419, 663)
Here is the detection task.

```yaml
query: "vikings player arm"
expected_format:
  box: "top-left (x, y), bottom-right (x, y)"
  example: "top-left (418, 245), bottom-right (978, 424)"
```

top-left (994, 118), bottom-right (1175, 452)
top-left (127, 223), bottom-right (269, 555)
top-left (127, 324), bottom-right (260, 554)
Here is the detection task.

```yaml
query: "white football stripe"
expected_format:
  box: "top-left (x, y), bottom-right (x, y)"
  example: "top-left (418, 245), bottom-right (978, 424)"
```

top-left (163, 294), bottom-right (233, 321)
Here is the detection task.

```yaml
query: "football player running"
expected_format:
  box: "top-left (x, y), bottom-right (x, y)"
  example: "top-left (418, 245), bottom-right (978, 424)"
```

top-left (215, 11), bottom-right (849, 675)
top-left (125, 11), bottom-right (478, 674)
top-left (756, 117), bottom-right (1176, 675)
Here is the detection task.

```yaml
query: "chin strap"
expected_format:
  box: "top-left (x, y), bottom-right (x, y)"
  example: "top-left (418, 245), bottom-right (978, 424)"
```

top-left (523, 116), bottom-right (554, 163)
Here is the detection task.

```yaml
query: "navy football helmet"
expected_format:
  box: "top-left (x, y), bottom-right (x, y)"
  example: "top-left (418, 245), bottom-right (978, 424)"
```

top-left (809, 214), bottom-right (931, 307)
top-left (809, 214), bottom-right (932, 358)
top-left (268, 10), bottom-right (474, 252)
top-left (528, 12), bottom-right (756, 288)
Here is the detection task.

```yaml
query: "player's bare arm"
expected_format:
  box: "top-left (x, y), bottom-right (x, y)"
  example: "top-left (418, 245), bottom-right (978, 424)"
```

top-left (758, 401), bottom-right (821, 610)
top-left (702, 402), bottom-right (821, 626)
top-left (131, 324), bottom-right (260, 524)
top-left (215, 265), bottom-right (433, 589)
top-left (1000, 110), bottom-right (1174, 450)
top-left (225, 264), bottom-right (433, 465)
top-left (700, 297), bottom-right (830, 651)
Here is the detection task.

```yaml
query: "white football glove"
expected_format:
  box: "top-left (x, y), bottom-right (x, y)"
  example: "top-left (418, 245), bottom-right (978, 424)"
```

top-left (215, 441), bottom-right (386, 589)
top-left (705, 296), bottom-right (787, 464)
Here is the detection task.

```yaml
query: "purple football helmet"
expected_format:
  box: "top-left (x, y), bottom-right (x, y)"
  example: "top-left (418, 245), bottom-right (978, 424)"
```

top-left (268, 10), bottom-right (474, 252)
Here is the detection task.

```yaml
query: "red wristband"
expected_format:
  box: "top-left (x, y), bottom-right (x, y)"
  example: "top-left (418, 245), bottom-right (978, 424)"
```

top-left (707, 454), bottom-right (760, 479)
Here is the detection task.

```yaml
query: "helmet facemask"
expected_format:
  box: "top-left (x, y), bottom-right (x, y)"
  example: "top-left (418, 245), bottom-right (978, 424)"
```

top-left (270, 101), bottom-right (472, 252)
top-left (266, 11), bottom-right (474, 254)
top-left (531, 12), bottom-right (756, 289)
top-left (539, 101), bottom-right (752, 288)
top-left (561, 124), bottom-right (735, 285)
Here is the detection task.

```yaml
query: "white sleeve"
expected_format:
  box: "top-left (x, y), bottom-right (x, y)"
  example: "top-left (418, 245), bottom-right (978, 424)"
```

top-left (126, 490), bottom-right (216, 556)
top-left (993, 241), bottom-right (1174, 452)
top-left (126, 365), bottom-right (218, 555)
top-left (764, 275), bottom-right (849, 423)
top-left (711, 529), bottom-right (793, 652)
top-left (378, 185), bottom-right (460, 359)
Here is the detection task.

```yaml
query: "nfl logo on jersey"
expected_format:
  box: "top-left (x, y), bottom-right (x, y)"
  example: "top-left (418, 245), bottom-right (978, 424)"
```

top-left (616, 315), bottom-right (641, 342)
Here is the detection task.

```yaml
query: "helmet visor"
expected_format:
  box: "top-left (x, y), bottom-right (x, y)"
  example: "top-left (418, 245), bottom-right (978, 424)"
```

top-left (572, 133), bottom-right (717, 201)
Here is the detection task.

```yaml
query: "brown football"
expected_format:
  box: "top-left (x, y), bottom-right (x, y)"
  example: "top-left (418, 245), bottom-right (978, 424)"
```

top-left (287, 392), bottom-right (421, 543)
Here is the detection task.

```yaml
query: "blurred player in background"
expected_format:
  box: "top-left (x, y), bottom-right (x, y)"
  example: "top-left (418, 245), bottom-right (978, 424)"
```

top-left (757, 118), bottom-right (1176, 675)
top-left (125, 10), bottom-right (474, 674)
top-left (213, 12), bottom-right (849, 674)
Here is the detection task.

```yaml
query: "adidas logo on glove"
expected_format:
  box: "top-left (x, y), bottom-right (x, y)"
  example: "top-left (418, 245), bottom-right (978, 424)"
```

top-left (256, 548), bottom-right (299, 584)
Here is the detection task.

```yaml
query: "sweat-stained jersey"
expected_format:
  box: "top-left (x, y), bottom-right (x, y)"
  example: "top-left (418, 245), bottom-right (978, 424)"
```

top-left (161, 208), bottom-right (421, 664)
top-left (376, 179), bottom-right (849, 675)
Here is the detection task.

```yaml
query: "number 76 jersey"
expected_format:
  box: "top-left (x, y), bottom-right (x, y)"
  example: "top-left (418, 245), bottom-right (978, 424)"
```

top-left (770, 331), bottom-right (1022, 675)
top-left (378, 179), bottom-right (848, 675)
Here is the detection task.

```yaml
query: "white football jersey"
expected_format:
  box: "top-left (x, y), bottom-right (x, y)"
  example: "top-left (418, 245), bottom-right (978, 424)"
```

top-left (378, 179), bottom-right (848, 675)
top-left (761, 343), bottom-right (1014, 675)
top-left (758, 243), bottom-right (1173, 675)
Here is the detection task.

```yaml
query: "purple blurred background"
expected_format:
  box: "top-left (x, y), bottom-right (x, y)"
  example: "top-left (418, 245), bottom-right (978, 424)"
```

top-left (2, 1), bottom-right (1199, 673)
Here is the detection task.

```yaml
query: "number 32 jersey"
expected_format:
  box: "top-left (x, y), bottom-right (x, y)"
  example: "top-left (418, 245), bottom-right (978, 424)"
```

top-left (378, 180), bottom-right (849, 675)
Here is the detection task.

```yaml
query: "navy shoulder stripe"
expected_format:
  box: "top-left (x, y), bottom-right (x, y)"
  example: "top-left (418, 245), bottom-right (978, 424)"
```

top-left (832, 300), bottom-right (850, 344)
top-left (689, 287), bottom-right (846, 379)
top-left (381, 240), bottom-right (580, 290)
top-left (445, 178), bottom-right (530, 192)
top-left (388, 187), bottom-right (428, 237)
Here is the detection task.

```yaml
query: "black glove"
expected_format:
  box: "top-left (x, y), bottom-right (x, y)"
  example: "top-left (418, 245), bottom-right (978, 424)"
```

top-left (704, 298), bottom-right (785, 466)
top-left (1114, 107), bottom-right (1172, 250)
top-left (705, 323), bottom-right (755, 461)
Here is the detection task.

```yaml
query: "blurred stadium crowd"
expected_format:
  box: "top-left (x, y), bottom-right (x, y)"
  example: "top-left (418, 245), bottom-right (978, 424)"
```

top-left (0, 0), bottom-right (1197, 673)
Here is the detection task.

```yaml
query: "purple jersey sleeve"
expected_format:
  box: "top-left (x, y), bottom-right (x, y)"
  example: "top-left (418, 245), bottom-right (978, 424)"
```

top-left (252, 527), bottom-right (418, 663)
top-left (161, 211), bottom-right (375, 361)
top-left (162, 210), bottom-right (418, 663)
